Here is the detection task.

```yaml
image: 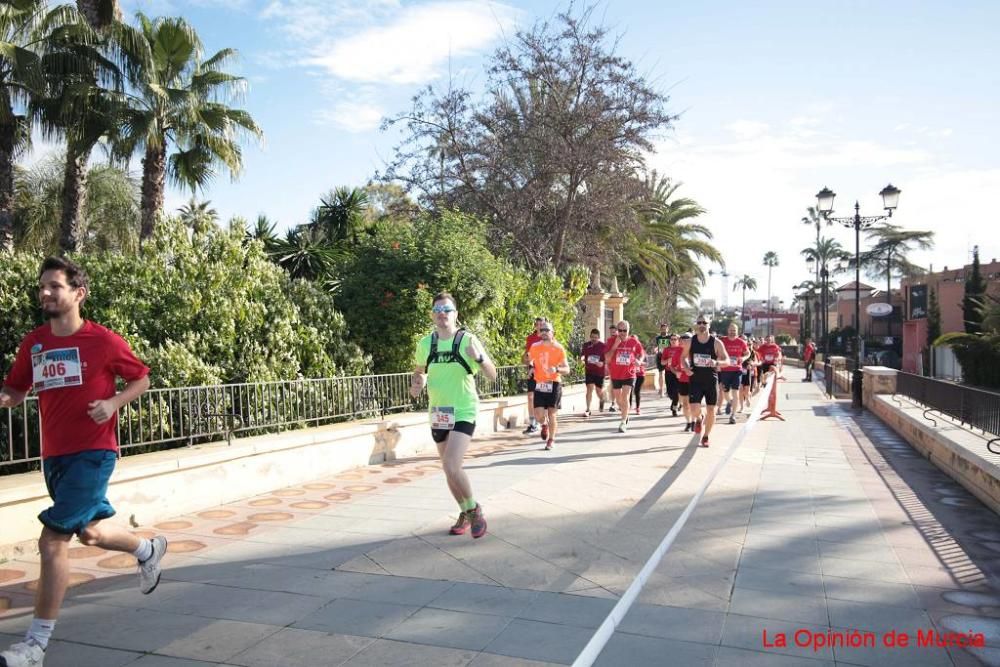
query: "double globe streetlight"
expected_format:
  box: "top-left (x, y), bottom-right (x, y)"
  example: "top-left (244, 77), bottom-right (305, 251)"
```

top-left (815, 184), bottom-right (901, 408)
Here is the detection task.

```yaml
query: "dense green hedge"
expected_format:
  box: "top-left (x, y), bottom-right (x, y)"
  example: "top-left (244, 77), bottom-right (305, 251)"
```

top-left (0, 218), bottom-right (370, 386)
top-left (335, 211), bottom-right (588, 372)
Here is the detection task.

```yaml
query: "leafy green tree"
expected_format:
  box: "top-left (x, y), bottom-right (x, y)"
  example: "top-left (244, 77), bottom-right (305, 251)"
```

top-left (113, 13), bottom-right (261, 239)
top-left (963, 245), bottom-right (986, 334)
top-left (860, 224), bottom-right (934, 299)
top-left (383, 6), bottom-right (675, 272)
top-left (309, 186), bottom-right (370, 244)
top-left (1, 216), bottom-right (369, 384)
top-left (927, 286), bottom-right (941, 347)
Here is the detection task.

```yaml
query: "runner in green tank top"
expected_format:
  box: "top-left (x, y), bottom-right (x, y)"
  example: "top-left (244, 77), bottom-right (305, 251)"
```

top-left (410, 292), bottom-right (497, 539)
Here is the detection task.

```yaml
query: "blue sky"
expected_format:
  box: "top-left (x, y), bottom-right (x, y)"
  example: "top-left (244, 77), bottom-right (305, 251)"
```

top-left (33, 0), bottom-right (1000, 307)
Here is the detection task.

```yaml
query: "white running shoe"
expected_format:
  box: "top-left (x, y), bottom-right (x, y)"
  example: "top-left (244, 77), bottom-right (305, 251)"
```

top-left (0, 640), bottom-right (45, 667)
top-left (138, 535), bottom-right (168, 594)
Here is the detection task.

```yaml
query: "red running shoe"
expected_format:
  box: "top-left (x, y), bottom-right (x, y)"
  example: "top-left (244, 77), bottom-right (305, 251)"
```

top-left (700, 436), bottom-right (710, 448)
top-left (449, 511), bottom-right (469, 535)
top-left (544, 439), bottom-right (553, 450)
top-left (694, 418), bottom-right (702, 434)
top-left (469, 504), bottom-right (487, 538)
top-left (540, 423), bottom-right (548, 440)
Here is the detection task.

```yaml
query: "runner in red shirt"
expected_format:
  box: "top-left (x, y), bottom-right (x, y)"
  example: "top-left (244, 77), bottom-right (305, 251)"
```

top-left (605, 320), bottom-right (644, 433)
top-left (757, 335), bottom-right (784, 377)
top-left (580, 328), bottom-right (607, 416)
top-left (660, 333), bottom-right (684, 418)
top-left (802, 337), bottom-right (817, 381)
top-left (630, 338), bottom-right (647, 415)
top-left (720, 323), bottom-right (750, 423)
top-left (1, 257), bottom-right (163, 667)
top-left (521, 317), bottom-right (546, 434)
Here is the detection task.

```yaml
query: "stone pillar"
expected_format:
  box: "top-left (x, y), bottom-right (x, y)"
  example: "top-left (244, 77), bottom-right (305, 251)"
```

top-left (862, 366), bottom-right (898, 408)
top-left (606, 292), bottom-right (628, 325)
top-left (581, 291), bottom-right (610, 339)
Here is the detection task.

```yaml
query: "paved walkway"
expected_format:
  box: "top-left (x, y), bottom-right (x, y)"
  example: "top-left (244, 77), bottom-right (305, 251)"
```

top-left (2, 369), bottom-right (999, 666)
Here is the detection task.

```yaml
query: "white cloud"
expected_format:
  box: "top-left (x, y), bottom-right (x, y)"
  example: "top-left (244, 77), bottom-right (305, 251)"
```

top-left (305, 1), bottom-right (520, 84)
top-left (260, 0), bottom-right (402, 42)
top-left (315, 101), bottom-right (386, 133)
top-left (647, 115), bottom-right (991, 308)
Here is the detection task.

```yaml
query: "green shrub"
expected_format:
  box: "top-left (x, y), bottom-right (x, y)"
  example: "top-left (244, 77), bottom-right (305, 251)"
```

top-left (0, 217), bottom-right (369, 386)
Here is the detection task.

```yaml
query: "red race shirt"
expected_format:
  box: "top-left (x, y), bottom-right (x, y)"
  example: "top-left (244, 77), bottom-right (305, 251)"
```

top-left (803, 343), bottom-right (816, 362)
top-left (662, 345), bottom-right (690, 383)
top-left (606, 336), bottom-right (644, 380)
top-left (4, 321), bottom-right (149, 459)
top-left (757, 342), bottom-right (783, 365)
top-left (524, 333), bottom-right (541, 353)
top-left (581, 340), bottom-right (607, 376)
top-left (721, 336), bottom-right (750, 372)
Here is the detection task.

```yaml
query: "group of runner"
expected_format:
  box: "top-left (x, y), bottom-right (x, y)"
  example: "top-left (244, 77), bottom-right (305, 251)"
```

top-left (576, 318), bottom-right (784, 447)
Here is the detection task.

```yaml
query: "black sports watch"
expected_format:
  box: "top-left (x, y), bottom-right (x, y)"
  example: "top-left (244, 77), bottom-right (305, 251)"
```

top-left (476, 354), bottom-right (485, 364)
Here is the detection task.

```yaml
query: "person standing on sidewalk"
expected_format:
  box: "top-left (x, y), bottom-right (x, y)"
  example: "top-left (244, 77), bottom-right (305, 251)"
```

top-left (528, 324), bottom-right (570, 450)
top-left (0, 257), bottom-right (163, 667)
top-left (802, 337), bottom-right (817, 381)
top-left (411, 292), bottom-right (497, 539)
top-left (580, 328), bottom-right (607, 416)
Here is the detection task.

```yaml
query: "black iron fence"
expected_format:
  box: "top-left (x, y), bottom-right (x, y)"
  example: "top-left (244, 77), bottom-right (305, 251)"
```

top-left (894, 372), bottom-right (1000, 454)
top-left (1, 364), bottom-right (545, 474)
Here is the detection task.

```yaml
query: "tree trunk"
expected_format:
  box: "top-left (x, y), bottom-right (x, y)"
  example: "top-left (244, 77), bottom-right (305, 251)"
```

top-left (140, 142), bottom-right (167, 240)
top-left (60, 139), bottom-right (90, 254)
top-left (0, 107), bottom-right (16, 253)
top-left (77, 0), bottom-right (120, 31)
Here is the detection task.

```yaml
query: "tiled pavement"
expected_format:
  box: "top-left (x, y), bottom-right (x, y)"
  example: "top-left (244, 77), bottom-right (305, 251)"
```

top-left (1, 369), bottom-right (999, 666)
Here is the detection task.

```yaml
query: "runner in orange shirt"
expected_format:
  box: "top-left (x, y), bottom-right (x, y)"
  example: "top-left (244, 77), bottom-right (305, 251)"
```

top-left (528, 323), bottom-right (570, 450)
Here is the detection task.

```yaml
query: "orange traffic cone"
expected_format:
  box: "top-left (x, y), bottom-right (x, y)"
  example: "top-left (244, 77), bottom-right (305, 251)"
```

top-left (759, 370), bottom-right (785, 421)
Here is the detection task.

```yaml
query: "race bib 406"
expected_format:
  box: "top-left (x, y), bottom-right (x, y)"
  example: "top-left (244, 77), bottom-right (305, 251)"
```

top-left (32, 347), bottom-right (83, 392)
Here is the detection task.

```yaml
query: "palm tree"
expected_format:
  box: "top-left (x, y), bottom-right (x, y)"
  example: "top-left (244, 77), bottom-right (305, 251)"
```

top-left (801, 237), bottom-right (849, 347)
top-left (1, 0), bottom-right (77, 250)
top-left (310, 186), bottom-right (370, 244)
top-left (627, 173), bottom-right (722, 319)
top-left (732, 274), bottom-right (757, 334)
top-left (801, 205), bottom-right (830, 287)
top-left (113, 14), bottom-right (262, 240)
top-left (34, 4), bottom-right (146, 252)
top-left (861, 224), bottom-right (935, 298)
top-left (762, 251), bottom-right (779, 335)
top-left (13, 151), bottom-right (139, 252)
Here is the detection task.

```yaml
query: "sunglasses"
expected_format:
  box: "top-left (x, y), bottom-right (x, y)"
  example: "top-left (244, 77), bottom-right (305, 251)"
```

top-left (432, 305), bottom-right (455, 313)
top-left (696, 321), bottom-right (708, 325)
top-left (539, 328), bottom-right (552, 332)
top-left (617, 328), bottom-right (628, 332)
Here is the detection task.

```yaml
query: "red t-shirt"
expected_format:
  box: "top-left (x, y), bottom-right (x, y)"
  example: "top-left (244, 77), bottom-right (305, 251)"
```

top-left (581, 340), bottom-right (606, 376)
top-left (721, 336), bottom-right (750, 372)
top-left (3, 321), bottom-right (149, 458)
top-left (757, 342), bottom-right (783, 366)
top-left (803, 343), bottom-right (816, 362)
top-left (606, 335), bottom-right (644, 380)
top-left (662, 345), bottom-right (690, 383)
top-left (524, 332), bottom-right (541, 353)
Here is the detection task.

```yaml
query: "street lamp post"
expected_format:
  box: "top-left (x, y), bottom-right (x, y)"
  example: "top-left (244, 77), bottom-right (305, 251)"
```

top-left (815, 184), bottom-right (901, 408)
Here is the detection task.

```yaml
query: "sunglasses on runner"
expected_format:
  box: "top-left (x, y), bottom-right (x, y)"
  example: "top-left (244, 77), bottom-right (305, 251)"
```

top-left (696, 321), bottom-right (708, 325)
top-left (539, 328), bottom-right (552, 332)
top-left (617, 327), bottom-right (628, 332)
top-left (431, 305), bottom-right (456, 313)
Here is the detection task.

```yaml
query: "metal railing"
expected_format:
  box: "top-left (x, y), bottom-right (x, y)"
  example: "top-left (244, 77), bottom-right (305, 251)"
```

top-left (894, 372), bottom-right (1000, 454)
top-left (2, 364), bottom-right (541, 473)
